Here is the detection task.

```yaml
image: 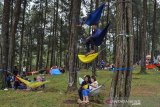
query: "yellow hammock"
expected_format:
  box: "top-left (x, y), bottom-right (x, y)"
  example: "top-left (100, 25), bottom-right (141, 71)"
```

top-left (78, 52), bottom-right (99, 63)
top-left (16, 76), bottom-right (49, 89)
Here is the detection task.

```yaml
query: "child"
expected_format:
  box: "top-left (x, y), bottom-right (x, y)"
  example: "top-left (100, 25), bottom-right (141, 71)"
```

top-left (82, 76), bottom-right (98, 103)
top-left (78, 75), bottom-right (91, 103)
top-left (36, 75), bottom-right (42, 82)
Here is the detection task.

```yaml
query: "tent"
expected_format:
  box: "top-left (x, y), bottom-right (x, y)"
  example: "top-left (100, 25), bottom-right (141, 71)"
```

top-left (50, 69), bottom-right (61, 75)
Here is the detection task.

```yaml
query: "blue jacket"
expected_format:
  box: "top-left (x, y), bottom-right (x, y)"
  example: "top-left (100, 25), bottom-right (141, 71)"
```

top-left (91, 23), bottom-right (110, 46)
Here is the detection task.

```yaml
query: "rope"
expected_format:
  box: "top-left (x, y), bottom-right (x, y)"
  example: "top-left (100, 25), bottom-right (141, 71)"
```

top-left (99, 32), bottom-right (125, 53)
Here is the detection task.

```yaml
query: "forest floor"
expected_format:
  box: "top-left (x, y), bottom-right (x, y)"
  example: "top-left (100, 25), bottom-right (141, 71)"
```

top-left (0, 66), bottom-right (160, 107)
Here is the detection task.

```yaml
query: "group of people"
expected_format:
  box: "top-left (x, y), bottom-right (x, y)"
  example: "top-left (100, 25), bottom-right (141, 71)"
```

top-left (78, 75), bottom-right (98, 104)
top-left (50, 66), bottom-right (65, 73)
top-left (5, 66), bottom-right (46, 90)
top-left (20, 65), bottom-right (65, 76)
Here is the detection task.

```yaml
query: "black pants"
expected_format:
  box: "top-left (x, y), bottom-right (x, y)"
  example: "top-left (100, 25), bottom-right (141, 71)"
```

top-left (7, 81), bottom-right (12, 88)
top-left (78, 88), bottom-right (83, 100)
top-left (86, 38), bottom-right (94, 52)
top-left (14, 81), bottom-right (20, 89)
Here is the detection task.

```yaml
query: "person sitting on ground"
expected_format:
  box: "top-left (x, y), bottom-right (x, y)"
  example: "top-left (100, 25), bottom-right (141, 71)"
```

top-left (33, 77), bottom-right (37, 82)
top-left (51, 65), bottom-right (58, 69)
top-left (78, 75), bottom-right (91, 103)
top-left (6, 72), bottom-right (12, 88)
top-left (85, 23), bottom-right (101, 56)
top-left (14, 74), bottom-right (20, 90)
top-left (100, 60), bottom-right (105, 70)
top-left (82, 76), bottom-right (98, 103)
top-left (41, 75), bottom-right (46, 88)
top-left (21, 72), bottom-right (26, 78)
top-left (18, 82), bottom-right (27, 90)
top-left (45, 67), bottom-right (50, 74)
top-left (36, 75), bottom-right (43, 82)
top-left (59, 67), bottom-right (65, 73)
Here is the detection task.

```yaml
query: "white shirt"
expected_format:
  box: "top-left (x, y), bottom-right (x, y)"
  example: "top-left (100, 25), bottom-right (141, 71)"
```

top-left (89, 81), bottom-right (98, 90)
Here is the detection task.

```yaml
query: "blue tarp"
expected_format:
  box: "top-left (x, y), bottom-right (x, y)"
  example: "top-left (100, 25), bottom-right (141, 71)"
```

top-left (51, 69), bottom-right (61, 75)
top-left (85, 3), bottom-right (106, 26)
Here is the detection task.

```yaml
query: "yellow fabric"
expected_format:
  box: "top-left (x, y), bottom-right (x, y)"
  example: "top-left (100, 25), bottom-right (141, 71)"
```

top-left (29, 81), bottom-right (49, 89)
top-left (16, 76), bottom-right (49, 89)
top-left (83, 84), bottom-right (88, 89)
top-left (78, 52), bottom-right (99, 63)
top-left (16, 76), bottom-right (31, 85)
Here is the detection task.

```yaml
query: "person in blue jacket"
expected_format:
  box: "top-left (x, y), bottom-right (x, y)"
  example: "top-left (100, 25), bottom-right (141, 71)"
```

top-left (85, 23), bottom-right (101, 56)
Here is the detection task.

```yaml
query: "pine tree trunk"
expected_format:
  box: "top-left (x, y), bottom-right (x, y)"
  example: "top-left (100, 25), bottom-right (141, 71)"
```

top-left (134, 14), bottom-right (139, 63)
top-left (10, 0), bottom-right (14, 34)
top-left (60, 18), bottom-right (63, 67)
top-left (109, 0), bottom-right (133, 106)
top-left (19, 0), bottom-right (27, 73)
top-left (50, 5), bottom-right (56, 67)
top-left (36, 27), bottom-right (40, 70)
top-left (140, 0), bottom-right (147, 74)
top-left (26, 35), bottom-right (30, 72)
top-left (29, 26), bottom-right (33, 72)
top-left (0, 0), bottom-right (11, 89)
top-left (67, 0), bottom-right (81, 92)
top-left (91, 0), bottom-right (97, 76)
top-left (55, 0), bottom-right (59, 66)
top-left (151, 0), bottom-right (157, 62)
top-left (46, 33), bottom-right (51, 68)
top-left (50, 17), bottom-right (54, 67)
top-left (0, 45), bottom-right (2, 64)
top-left (8, 0), bottom-right (22, 72)
top-left (39, 0), bottom-right (47, 70)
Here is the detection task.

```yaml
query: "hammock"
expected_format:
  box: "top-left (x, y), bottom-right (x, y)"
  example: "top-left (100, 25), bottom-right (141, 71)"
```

top-left (79, 77), bottom-right (84, 85)
top-left (78, 22), bottom-right (110, 64)
top-left (78, 77), bottom-right (104, 96)
top-left (16, 76), bottom-right (49, 89)
top-left (78, 52), bottom-right (99, 63)
top-left (89, 85), bottom-right (102, 96)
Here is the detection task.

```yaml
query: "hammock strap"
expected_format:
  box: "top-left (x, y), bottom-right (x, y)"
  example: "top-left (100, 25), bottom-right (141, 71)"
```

top-left (112, 67), bottom-right (133, 71)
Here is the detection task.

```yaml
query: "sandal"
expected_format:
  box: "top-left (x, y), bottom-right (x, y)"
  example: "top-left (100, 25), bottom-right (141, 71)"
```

top-left (77, 99), bottom-right (82, 104)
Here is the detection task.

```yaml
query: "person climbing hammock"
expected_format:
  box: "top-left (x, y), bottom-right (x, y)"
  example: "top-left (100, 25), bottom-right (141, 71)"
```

top-left (85, 23), bottom-right (101, 56)
top-left (85, 22), bottom-right (110, 56)
top-left (78, 3), bottom-right (110, 58)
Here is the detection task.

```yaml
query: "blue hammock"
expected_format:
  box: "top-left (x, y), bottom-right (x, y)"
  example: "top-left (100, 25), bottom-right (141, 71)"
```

top-left (85, 3), bottom-right (106, 26)
top-left (92, 22), bottom-right (110, 46)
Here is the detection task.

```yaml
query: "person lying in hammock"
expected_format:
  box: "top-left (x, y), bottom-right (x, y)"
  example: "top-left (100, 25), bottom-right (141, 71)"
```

top-left (85, 23), bottom-right (101, 56)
